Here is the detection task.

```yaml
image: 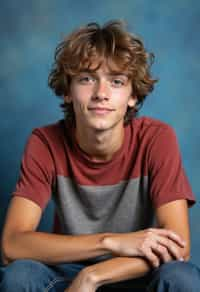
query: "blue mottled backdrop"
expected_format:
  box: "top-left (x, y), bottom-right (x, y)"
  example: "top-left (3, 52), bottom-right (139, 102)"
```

top-left (0, 0), bottom-right (199, 264)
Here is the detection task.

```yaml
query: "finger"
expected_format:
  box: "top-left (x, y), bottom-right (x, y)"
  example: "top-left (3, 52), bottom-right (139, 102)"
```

top-left (154, 228), bottom-right (186, 247)
top-left (157, 237), bottom-right (183, 260)
top-left (151, 243), bottom-right (172, 263)
top-left (143, 248), bottom-right (160, 268)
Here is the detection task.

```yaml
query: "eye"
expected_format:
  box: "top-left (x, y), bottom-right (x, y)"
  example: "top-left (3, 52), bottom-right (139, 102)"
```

top-left (78, 75), bottom-right (95, 84)
top-left (111, 78), bottom-right (125, 87)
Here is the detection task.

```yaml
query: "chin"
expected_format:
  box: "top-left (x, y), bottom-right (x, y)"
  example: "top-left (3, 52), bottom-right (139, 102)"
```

top-left (85, 116), bottom-right (123, 132)
top-left (92, 125), bottom-right (109, 131)
top-left (92, 123), bottom-right (120, 132)
top-left (85, 119), bottom-right (108, 130)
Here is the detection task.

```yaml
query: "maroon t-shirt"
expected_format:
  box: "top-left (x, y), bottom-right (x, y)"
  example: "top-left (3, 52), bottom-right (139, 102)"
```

top-left (13, 116), bottom-right (195, 236)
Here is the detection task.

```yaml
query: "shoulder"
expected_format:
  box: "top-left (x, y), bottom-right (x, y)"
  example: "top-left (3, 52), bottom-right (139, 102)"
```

top-left (130, 116), bottom-right (177, 143)
top-left (27, 119), bottom-right (73, 149)
top-left (23, 119), bottom-right (69, 156)
top-left (132, 117), bottom-right (181, 168)
top-left (32, 119), bottom-right (65, 140)
top-left (132, 116), bottom-right (173, 132)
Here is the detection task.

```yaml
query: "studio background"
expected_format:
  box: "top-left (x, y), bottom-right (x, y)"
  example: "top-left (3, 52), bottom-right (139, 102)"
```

top-left (0, 0), bottom-right (199, 265)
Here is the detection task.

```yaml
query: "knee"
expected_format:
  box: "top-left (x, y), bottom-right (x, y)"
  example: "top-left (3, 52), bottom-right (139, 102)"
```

top-left (0, 259), bottom-right (47, 290)
top-left (158, 261), bottom-right (199, 282)
top-left (150, 261), bottom-right (200, 291)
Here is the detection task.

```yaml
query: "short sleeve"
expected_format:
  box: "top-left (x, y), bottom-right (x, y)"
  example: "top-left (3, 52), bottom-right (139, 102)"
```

top-left (148, 125), bottom-right (196, 208)
top-left (12, 130), bottom-right (55, 210)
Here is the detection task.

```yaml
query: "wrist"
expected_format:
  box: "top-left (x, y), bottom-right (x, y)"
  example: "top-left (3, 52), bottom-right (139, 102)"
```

top-left (101, 233), bottom-right (119, 254)
top-left (81, 266), bottom-right (101, 290)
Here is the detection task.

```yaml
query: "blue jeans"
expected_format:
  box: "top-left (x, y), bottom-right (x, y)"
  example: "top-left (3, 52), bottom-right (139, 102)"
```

top-left (0, 260), bottom-right (200, 291)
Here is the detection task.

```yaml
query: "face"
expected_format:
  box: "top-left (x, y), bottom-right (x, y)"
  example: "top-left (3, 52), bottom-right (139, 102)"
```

top-left (64, 62), bottom-right (137, 133)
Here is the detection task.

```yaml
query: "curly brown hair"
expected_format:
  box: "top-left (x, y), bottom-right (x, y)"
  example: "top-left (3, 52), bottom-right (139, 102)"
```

top-left (48, 20), bottom-right (158, 124)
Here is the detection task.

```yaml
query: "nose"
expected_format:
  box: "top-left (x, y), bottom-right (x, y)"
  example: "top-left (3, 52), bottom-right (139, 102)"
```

top-left (92, 79), bottom-right (109, 101)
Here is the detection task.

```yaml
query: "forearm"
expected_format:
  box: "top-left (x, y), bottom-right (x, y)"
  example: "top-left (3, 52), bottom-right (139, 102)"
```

top-left (2, 231), bottom-right (110, 265)
top-left (65, 226), bottom-right (187, 292)
top-left (84, 256), bottom-right (152, 289)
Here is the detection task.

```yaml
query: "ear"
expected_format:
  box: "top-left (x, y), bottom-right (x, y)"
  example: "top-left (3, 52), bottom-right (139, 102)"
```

top-left (64, 95), bottom-right (72, 104)
top-left (128, 95), bottom-right (137, 108)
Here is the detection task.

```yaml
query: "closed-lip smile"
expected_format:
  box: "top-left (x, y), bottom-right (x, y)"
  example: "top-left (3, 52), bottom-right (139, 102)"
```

top-left (88, 107), bottom-right (114, 115)
top-left (88, 107), bottom-right (114, 111)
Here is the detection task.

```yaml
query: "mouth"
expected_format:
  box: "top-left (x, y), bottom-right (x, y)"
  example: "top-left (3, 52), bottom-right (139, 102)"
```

top-left (88, 108), bottom-right (114, 115)
top-left (88, 107), bottom-right (114, 114)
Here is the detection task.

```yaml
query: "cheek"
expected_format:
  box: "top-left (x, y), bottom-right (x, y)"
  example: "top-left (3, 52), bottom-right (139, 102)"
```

top-left (114, 92), bottom-right (131, 108)
top-left (70, 88), bottom-right (90, 109)
top-left (73, 100), bottom-right (86, 114)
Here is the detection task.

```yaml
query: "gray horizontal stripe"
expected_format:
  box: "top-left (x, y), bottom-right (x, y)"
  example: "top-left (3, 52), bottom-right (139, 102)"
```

top-left (53, 176), bottom-right (155, 235)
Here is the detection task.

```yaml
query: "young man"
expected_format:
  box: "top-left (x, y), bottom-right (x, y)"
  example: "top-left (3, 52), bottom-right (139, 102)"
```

top-left (1, 20), bottom-right (200, 292)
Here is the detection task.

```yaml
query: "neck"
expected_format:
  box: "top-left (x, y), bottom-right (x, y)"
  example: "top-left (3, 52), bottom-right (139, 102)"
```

top-left (75, 126), bottom-right (124, 162)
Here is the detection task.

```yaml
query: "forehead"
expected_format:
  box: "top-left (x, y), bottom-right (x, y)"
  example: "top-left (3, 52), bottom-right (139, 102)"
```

top-left (79, 57), bottom-right (129, 75)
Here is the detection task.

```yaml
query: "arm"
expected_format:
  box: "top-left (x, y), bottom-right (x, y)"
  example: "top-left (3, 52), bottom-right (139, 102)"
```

top-left (1, 196), bottom-right (110, 265)
top-left (155, 199), bottom-right (190, 260)
top-left (65, 199), bottom-right (190, 292)
top-left (65, 257), bottom-right (151, 292)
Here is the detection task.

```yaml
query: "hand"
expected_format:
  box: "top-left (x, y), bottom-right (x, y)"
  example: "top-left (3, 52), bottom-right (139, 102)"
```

top-left (102, 228), bottom-right (186, 267)
top-left (64, 267), bottom-right (97, 292)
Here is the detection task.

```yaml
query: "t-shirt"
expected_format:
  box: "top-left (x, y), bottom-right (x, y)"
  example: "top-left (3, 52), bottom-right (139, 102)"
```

top-left (13, 116), bottom-right (195, 237)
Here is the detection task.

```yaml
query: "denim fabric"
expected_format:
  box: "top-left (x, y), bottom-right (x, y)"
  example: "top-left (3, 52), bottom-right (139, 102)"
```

top-left (0, 260), bottom-right (200, 291)
top-left (147, 260), bottom-right (200, 292)
top-left (0, 259), bottom-right (85, 291)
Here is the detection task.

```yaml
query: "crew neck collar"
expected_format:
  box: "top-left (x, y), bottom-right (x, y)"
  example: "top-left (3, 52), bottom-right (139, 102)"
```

top-left (64, 120), bottom-right (128, 168)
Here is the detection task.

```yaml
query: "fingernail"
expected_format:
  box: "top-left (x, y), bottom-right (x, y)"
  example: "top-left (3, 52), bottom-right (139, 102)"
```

top-left (179, 257), bottom-right (184, 261)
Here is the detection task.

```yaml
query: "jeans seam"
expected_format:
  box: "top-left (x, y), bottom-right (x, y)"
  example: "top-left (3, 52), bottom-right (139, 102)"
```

top-left (44, 277), bottom-right (67, 292)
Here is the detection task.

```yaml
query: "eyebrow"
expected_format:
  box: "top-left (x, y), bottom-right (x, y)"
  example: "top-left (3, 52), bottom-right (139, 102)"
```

top-left (107, 71), bottom-right (128, 76)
